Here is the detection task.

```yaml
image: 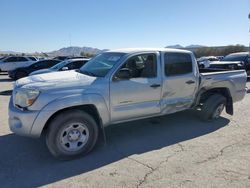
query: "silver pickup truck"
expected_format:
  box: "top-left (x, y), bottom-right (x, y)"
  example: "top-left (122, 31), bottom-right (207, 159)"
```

top-left (9, 48), bottom-right (247, 159)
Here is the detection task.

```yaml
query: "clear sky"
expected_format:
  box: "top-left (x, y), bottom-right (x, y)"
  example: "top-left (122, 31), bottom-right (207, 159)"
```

top-left (0, 0), bottom-right (249, 52)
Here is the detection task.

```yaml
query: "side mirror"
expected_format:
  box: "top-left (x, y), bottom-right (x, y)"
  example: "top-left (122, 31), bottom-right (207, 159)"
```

top-left (61, 66), bottom-right (69, 71)
top-left (114, 68), bottom-right (131, 81)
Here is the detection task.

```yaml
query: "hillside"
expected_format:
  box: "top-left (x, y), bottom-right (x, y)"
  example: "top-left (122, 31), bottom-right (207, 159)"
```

top-left (47, 46), bottom-right (106, 56)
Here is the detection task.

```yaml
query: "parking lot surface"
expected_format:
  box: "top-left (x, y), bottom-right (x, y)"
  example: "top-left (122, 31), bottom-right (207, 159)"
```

top-left (0, 72), bottom-right (250, 188)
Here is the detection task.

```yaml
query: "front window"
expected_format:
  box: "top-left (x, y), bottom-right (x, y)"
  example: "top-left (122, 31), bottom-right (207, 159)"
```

top-left (115, 53), bottom-right (157, 79)
top-left (50, 60), bottom-right (69, 70)
top-left (80, 52), bottom-right (125, 77)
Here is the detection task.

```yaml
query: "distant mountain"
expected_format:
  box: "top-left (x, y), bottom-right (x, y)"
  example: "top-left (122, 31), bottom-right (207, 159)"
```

top-left (166, 44), bottom-right (184, 49)
top-left (0, 50), bottom-right (21, 54)
top-left (47, 46), bottom-right (106, 56)
top-left (0, 46), bottom-right (108, 56)
top-left (185, 45), bottom-right (206, 48)
top-left (166, 44), bottom-right (206, 49)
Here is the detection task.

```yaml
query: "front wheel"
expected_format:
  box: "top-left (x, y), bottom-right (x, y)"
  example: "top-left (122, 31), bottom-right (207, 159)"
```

top-left (46, 110), bottom-right (99, 160)
top-left (200, 94), bottom-right (226, 121)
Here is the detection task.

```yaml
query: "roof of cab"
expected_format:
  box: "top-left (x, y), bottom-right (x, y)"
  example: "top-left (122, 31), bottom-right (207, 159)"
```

top-left (107, 48), bottom-right (192, 54)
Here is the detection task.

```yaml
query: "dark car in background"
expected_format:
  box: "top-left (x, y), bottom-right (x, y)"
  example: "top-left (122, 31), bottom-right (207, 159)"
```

top-left (30, 58), bottom-right (89, 76)
top-left (209, 60), bottom-right (245, 71)
top-left (221, 52), bottom-right (249, 73)
top-left (9, 59), bottom-right (61, 80)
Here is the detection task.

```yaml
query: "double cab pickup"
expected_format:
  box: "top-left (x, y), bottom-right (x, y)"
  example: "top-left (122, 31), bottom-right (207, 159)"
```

top-left (9, 48), bottom-right (247, 159)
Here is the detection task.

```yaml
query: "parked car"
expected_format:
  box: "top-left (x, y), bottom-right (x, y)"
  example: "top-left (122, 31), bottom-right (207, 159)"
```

top-left (197, 56), bottom-right (219, 68)
top-left (52, 56), bottom-right (69, 61)
top-left (0, 56), bottom-right (37, 72)
top-left (9, 48), bottom-right (247, 159)
top-left (220, 52), bottom-right (250, 74)
top-left (209, 60), bottom-right (245, 70)
top-left (216, 56), bottom-right (224, 60)
top-left (8, 59), bottom-right (61, 80)
top-left (30, 58), bottom-right (89, 76)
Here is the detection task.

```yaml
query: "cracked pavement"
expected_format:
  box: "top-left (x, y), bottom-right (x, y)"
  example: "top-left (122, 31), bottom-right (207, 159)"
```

top-left (0, 73), bottom-right (250, 188)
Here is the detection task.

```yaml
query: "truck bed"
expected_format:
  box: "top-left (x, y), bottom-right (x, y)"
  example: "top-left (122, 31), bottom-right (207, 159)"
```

top-left (199, 69), bottom-right (247, 102)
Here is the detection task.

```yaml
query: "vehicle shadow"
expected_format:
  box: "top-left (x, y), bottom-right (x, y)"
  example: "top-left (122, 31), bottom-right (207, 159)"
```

top-left (0, 110), bottom-right (229, 187)
top-left (0, 90), bottom-right (12, 96)
top-left (0, 78), bottom-right (13, 82)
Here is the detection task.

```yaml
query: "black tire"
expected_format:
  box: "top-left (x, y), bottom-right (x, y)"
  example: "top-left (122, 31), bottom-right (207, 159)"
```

top-left (15, 71), bottom-right (27, 80)
top-left (46, 110), bottom-right (99, 160)
top-left (200, 94), bottom-right (226, 121)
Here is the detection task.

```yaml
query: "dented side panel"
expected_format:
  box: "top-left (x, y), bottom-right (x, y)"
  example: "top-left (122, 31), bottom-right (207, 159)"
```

top-left (160, 52), bottom-right (200, 114)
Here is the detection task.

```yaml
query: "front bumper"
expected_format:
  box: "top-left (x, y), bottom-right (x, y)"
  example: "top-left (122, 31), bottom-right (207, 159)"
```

top-left (8, 97), bottom-right (39, 137)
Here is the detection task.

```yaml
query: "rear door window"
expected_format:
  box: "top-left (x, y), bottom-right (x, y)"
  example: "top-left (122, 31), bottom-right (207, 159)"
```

top-left (28, 57), bottom-right (37, 61)
top-left (4, 57), bottom-right (18, 62)
top-left (48, 60), bottom-right (60, 67)
top-left (164, 53), bottom-right (193, 76)
top-left (17, 57), bottom-right (28, 62)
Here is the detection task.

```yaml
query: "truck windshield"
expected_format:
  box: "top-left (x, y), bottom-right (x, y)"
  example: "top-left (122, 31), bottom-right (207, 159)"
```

top-left (79, 52), bottom-right (125, 77)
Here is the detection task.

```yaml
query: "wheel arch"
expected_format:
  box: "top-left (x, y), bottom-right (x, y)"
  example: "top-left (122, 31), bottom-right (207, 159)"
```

top-left (30, 93), bottom-right (110, 138)
top-left (195, 87), bottom-right (233, 115)
top-left (43, 104), bottom-right (102, 132)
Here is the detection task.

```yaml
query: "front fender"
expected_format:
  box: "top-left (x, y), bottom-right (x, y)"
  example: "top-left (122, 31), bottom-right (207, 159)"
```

top-left (30, 93), bottom-right (110, 137)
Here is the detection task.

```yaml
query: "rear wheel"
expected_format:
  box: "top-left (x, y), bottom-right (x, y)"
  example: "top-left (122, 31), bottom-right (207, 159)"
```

top-left (46, 110), bottom-right (99, 160)
top-left (200, 94), bottom-right (226, 121)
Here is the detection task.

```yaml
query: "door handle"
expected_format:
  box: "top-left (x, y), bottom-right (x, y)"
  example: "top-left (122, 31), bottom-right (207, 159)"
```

top-left (150, 84), bottom-right (161, 88)
top-left (186, 80), bottom-right (195, 84)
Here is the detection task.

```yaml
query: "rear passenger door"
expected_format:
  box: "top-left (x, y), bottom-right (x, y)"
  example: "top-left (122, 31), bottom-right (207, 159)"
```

top-left (161, 52), bottom-right (199, 114)
top-left (1, 57), bottom-right (19, 71)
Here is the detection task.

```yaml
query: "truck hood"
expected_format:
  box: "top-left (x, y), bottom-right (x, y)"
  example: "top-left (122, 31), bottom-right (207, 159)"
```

top-left (16, 70), bottom-right (97, 91)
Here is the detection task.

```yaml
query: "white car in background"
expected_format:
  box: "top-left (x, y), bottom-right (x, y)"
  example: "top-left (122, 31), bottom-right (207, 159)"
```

top-left (197, 56), bottom-right (219, 68)
top-left (0, 56), bottom-right (37, 72)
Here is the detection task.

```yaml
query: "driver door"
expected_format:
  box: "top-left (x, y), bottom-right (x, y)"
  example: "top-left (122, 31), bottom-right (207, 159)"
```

top-left (110, 53), bottom-right (162, 123)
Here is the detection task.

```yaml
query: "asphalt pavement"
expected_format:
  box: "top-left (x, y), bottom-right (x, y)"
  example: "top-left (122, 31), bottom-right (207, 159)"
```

top-left (0, 73), bottom-right (250, 188)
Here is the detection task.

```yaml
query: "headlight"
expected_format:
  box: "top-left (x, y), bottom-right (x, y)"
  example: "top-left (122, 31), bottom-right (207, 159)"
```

top-left (14, 88), bottom-right (40, 108)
